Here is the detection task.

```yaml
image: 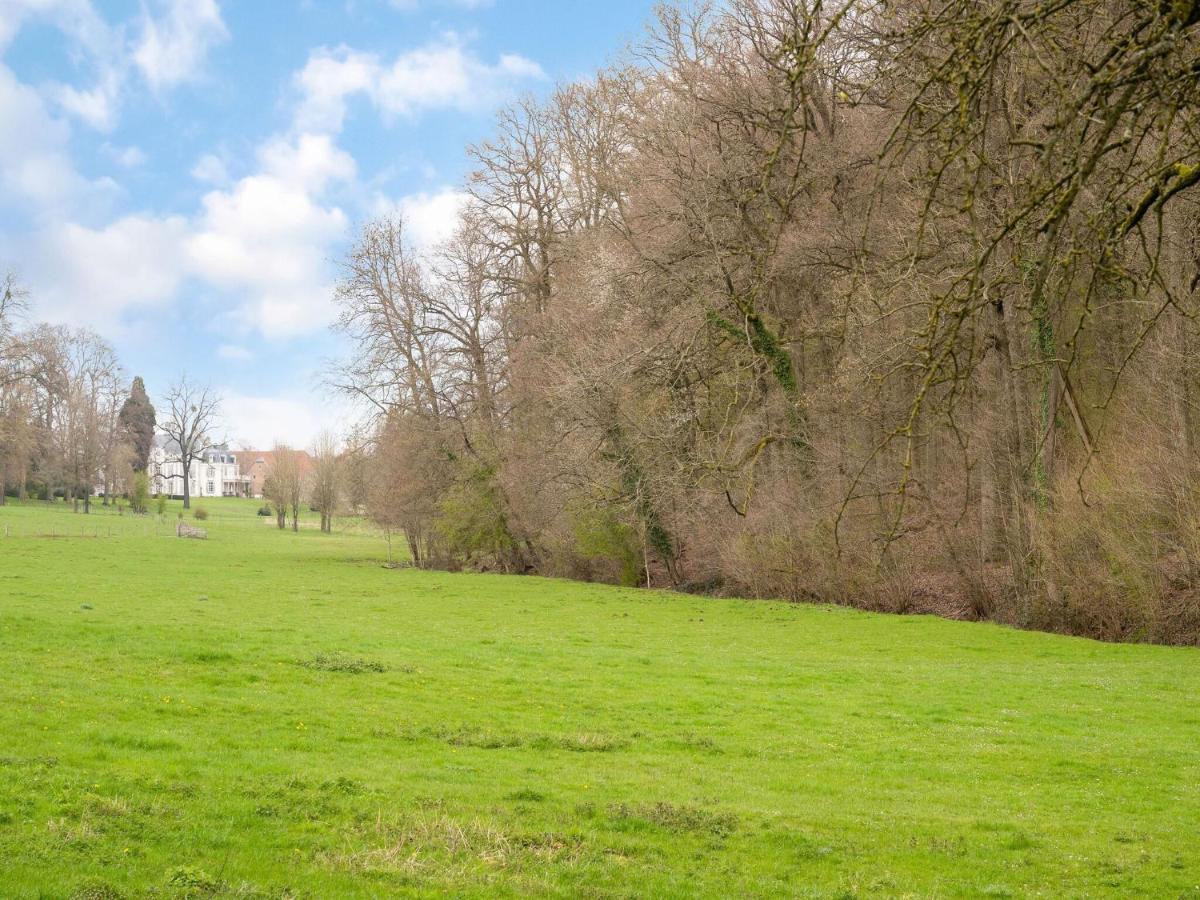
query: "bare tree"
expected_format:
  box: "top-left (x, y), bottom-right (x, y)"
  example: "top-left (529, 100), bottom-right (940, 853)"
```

top-left (1, 272), bottom-right (26, 342)
top-left (160, 376), bottom-right (221, 510)
top-left (262, 456), bottom-right (288, 530)
top-left (47, 328), bottom-right (124, 513)
top-left (309, 431), bottom-right (341, 533)
top-left (328, 0), bottom-right (1200, 643)
top-left (266, 443), bottom-right (305, 532)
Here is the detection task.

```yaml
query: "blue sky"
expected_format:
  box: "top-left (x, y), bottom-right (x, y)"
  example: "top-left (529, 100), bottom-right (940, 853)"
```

top-left (0, 0), bottom-right (655, 447)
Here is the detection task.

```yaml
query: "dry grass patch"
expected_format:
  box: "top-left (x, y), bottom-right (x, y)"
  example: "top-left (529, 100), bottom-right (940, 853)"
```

top-left (328, 813), bottom-right (583, 876)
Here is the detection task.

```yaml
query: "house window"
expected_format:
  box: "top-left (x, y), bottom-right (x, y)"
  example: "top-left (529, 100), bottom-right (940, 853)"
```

top-left (206, 481), bottom-right (215, 494)
top-left (207, 466), bottom-right (216, 478)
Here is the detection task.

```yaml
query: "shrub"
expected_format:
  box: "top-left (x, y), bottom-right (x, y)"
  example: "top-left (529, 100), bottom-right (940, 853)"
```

top-left (192, 507), bottom-right (208, 521)
top-left (129, 472), bottom-right (150, 514)
top-left (257, 503), bottom-right (273, 517)
top-left (436, 467), bottom-right (520, 569)
top-left (570, 504), bottom-right (643, 586)
top-left (156, 494), bottom-right (168, 515)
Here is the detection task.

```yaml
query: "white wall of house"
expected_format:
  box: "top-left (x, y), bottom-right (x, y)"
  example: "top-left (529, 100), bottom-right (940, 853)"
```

top-left (151, 440), bottom-right (248, 498)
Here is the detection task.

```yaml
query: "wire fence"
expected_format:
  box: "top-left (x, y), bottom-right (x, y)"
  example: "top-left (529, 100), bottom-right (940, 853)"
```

top-left (0, 513), bottom-right (179, 540)
top-left (0, 511), bottom-right (384, 540)
top-left (0, 501), bottom-right (387, 540)
top-left (0, 504), bottom-right (181, 540)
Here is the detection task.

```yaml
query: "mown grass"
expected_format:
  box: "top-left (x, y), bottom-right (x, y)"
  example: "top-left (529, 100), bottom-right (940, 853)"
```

top-left (0, 497), bottom-right (1198, 897)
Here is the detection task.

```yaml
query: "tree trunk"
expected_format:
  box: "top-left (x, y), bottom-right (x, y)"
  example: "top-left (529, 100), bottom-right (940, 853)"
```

top-left (995, 297), bottom-right (1035, 605)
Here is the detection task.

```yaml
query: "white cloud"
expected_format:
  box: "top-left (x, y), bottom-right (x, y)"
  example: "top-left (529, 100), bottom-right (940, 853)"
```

top-left (292, 47), bottom-right (376, 133)
top-left (220, 390), bottom-right (343, 450)
top-left (294, 35), bottom-right (544, 132)
top-left (257, 132), bottom-right (356, 192)
top-left (28, 214), bottom-right (190, 326)
top-left (380, 187), bottom-right (469, 250)
top-left (6, 0), bottom-right (224, 133)
top-left (1, 4), bottom-right (539, 347)
top-left (0, 1), bottom-right (127, 131)
top-left (0, 0), bottom-right (113, 57)
top-left (0, 63), bottom-right (116, 215)
top-left (186, 133), bottom-right (353, 337)
top-left (191, 153), bottom-right (230, 186)
top-left (48, 68), bottom-right (122, 130)
top-left (372, 37), bottom-right (544, 115)
top-left (134, 0), bottom-right (228, 91)
top-left (102, 142), bottom-right (148, 168)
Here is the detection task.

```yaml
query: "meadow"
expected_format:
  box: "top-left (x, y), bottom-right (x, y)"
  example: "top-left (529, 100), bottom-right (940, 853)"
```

top-left (0, 498), bottom-right (1198, 898)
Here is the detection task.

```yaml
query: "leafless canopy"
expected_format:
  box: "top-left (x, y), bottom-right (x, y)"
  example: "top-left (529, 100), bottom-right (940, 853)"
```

top-left (160, 376), bottom-right (222, 509)
top-left (328, 0), bottom-right (1200, 642)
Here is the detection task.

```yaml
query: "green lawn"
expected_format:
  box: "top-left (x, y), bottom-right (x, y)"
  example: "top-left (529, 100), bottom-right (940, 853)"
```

top-left (0, 498), bottom-right (1197, 898)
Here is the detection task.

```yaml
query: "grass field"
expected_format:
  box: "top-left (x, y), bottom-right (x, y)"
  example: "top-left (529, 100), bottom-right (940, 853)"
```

top-left (1, 498), bottom-right (1198, 898)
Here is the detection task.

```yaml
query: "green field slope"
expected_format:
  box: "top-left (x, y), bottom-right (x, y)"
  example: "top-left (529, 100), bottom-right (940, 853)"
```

top-left (0, 499), bottom-right (1197, 897)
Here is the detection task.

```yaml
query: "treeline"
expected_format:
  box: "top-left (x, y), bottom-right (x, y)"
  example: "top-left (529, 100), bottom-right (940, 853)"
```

top-left (0, 276), bottom-right (156, 510)
top-left (337, 0), bottom-right (1200, 643)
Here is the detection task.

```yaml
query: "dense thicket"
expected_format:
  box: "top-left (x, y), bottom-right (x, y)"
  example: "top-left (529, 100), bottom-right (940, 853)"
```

top-left (337, 0), bottom-right (1200, 643)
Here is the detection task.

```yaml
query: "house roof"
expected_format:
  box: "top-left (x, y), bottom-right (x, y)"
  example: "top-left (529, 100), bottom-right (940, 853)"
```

top-left (232, 450), bottom-right (315, 475)
top-left (154, 434), bottom-right (235, 464)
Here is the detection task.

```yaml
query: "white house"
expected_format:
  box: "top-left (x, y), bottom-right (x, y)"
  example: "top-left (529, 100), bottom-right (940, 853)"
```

top-left (151, 436), bottom-right (250, 498)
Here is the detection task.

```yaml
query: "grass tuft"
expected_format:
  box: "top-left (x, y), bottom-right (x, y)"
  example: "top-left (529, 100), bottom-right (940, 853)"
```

top-left (609, 801), bottom-right (738, 838)
top-left (69, 879), bottom-right (126, 900)
top-left (299, 652), bottom-right (387, 674)
top-left (506, 788), bottom-right (547, 803)
top-left (165, 866), bottom-right (220, 896)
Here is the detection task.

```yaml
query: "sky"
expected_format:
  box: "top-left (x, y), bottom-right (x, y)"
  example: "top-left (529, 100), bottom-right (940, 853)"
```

top-left (0, 0), bottom-right (656, 449)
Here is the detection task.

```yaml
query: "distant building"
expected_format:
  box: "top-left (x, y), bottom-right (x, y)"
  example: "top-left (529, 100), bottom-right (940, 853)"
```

top-left (151, 435), bottom-right (250, 498)
top-left (232, 449), bottom-right (314, 499)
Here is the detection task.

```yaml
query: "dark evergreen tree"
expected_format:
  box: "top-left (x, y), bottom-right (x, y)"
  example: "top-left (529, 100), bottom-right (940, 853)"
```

top-left (118, 376), bottom-right (156, 473)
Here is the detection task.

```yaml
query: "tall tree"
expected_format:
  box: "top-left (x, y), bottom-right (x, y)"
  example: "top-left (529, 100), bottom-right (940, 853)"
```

top-left (160, 376), bottom-right (221, 510)
top-left (309, 431), bottom-right (341, 534)
top-left (53, 328), bottom-right (124, 514)
top-left (119, 376), bottom-right (156, 473)
top-left (266, 443), bottom-right (304, 532)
